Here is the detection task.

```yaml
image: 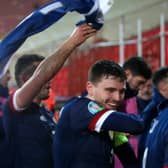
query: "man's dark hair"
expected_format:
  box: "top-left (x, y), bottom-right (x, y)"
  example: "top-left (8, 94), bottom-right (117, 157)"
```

top-left (15, 54), bottom-right (44, 87)
top-left (88, 59), bottom-right (126, 84)
top-left (123, 56), bottom-right (152, 79)
top-left (152, 67), bottom-right (168, 88)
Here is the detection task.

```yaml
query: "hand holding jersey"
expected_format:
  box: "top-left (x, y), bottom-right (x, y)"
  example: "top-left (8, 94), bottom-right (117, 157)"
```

top-left (76, 0), bottom-right (113, 29)
top-left (13, 24), bottom-right (96, 111)
top-left (0, 0), bottom-right (105, 78)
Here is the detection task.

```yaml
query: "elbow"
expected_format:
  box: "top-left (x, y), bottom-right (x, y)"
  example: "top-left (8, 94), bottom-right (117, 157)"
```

top-left (132, 120), bottom-right (145, 134)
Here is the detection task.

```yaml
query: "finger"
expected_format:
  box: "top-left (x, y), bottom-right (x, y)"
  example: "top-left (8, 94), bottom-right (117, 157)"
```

top-left (85, 32), bottom-right (96, 38)
top-left (83, 29), bottom-right (97, 36)
top-left (80, 25), bottom-right (95, 31)
top-left (78, 23), bottom-right (90, 29)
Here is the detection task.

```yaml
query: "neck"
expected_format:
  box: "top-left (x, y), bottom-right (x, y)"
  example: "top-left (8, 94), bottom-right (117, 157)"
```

top-left (33, 98), bottom-right (41, 105)
top-left (86, 95), bottom-right (95, 101)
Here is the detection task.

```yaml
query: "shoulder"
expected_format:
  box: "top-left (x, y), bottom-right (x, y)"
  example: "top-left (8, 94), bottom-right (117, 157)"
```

top-left (63, 96), bottom-right (90, 110)
top-left (60, 96), bottom-right (105, 119)
top-left (63, 96), bottom-right (104, 113)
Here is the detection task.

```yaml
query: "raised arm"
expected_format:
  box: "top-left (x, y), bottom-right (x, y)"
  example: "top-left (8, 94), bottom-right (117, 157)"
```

top-left (15, 24), bottom-right (96, 109)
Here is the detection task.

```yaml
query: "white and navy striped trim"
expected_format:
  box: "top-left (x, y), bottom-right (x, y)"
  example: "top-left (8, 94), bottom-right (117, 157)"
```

top-left (10, 91), bottom-right (26, 112)
top-left (89, 109), bottom-right (115, 132)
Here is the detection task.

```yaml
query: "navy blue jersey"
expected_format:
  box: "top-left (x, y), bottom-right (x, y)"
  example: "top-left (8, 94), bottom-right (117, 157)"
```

top-left (138, 88), bottom-right (167, 167)
top-left (0, 90), bottom-right (8, 138)
top-left (136, 97), bottom-right (151, 114)
top-left (0, 97), bottom-right (6, 137)
top-left (2, 93), bottom-right (55, 168)
top-left (142, 100), bottom-right (168, 168)
top-left (53, 96), bottom-right (147, 168)
top-left (0, 85), bottom-right (9, 167)
top-left (0, 84), bottom-right (9, 98)
top-left (0, 84), bottom-right (9, 139)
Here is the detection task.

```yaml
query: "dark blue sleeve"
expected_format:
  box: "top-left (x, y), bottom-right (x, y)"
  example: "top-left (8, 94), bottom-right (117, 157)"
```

top-left (101, 112), bottom-right (144, 134)
top-left (137, 88), bottom-right (168, 134)
top-left (140, 101), bottom-right (158, 128)
top-left (140, 88), bottom-right (166, 129)
top-left (67, 97), bottom-right (157, 134)
top-left (164, 127), bottom-right (168, 167)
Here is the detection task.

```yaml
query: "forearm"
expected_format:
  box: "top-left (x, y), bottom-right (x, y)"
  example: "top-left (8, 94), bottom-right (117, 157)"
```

top-left (15, 24), bottom-right (96, 109)
top-left (89, 110), bottom-right (144, 134)
top-left (16, 39), bottom-right (76, 108)
top-left (31, 24), bottom-right (95, 86)
top-left (33, 38), bottom-right (76, 84)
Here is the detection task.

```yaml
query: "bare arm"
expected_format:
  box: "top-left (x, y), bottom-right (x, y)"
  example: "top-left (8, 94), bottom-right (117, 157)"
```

top-left (15, 24), bottom-right (96, 109)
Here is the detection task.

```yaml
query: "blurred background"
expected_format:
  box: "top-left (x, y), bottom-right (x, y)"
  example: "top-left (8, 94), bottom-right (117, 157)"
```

top-left (0, 0), bottom-right (168, 109)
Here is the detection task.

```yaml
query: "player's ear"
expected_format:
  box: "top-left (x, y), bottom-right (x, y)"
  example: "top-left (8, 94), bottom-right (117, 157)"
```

top-left (86, 81), bottom-right (94, 97)
top-left (125, 69), bottom-right (133, 82)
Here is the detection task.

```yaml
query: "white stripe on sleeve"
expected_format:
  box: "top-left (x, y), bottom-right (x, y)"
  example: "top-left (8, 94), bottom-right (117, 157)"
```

top-left (40, 2), bottom-right (63, 14)
top-left (95, 110), bottom-right (115, 132)
top-left (13, 91), bottom-right (26, 112)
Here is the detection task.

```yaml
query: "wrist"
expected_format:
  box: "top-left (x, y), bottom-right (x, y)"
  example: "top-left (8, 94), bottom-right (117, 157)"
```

top-left (64, 37), bottom-right (79, 49)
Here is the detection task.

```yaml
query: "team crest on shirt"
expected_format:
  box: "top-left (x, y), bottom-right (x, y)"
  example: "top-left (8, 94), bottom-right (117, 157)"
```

top-left (88, 101), bottom-right (104, 114)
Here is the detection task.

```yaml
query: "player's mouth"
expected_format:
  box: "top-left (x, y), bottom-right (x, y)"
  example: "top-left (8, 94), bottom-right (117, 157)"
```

top-left (106, 102), bottom-right (118, 110)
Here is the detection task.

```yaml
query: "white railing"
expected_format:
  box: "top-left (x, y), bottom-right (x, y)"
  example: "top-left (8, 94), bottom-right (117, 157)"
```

top-left (90, 14), bottom-right (167, 67)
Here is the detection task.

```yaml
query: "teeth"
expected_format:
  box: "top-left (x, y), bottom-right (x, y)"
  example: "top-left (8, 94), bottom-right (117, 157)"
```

top-left (107, 103), bottom-right (116, 106)
top-left (100, 101), bottom-right (117, 107)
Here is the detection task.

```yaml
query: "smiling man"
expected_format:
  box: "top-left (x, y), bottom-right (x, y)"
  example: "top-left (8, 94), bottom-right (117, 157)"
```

top-left (53, 59), bottom-right (152, 168)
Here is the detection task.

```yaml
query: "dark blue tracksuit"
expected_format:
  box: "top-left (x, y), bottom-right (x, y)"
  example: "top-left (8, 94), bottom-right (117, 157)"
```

top-left (142, 99), bottom-right (168, 168)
